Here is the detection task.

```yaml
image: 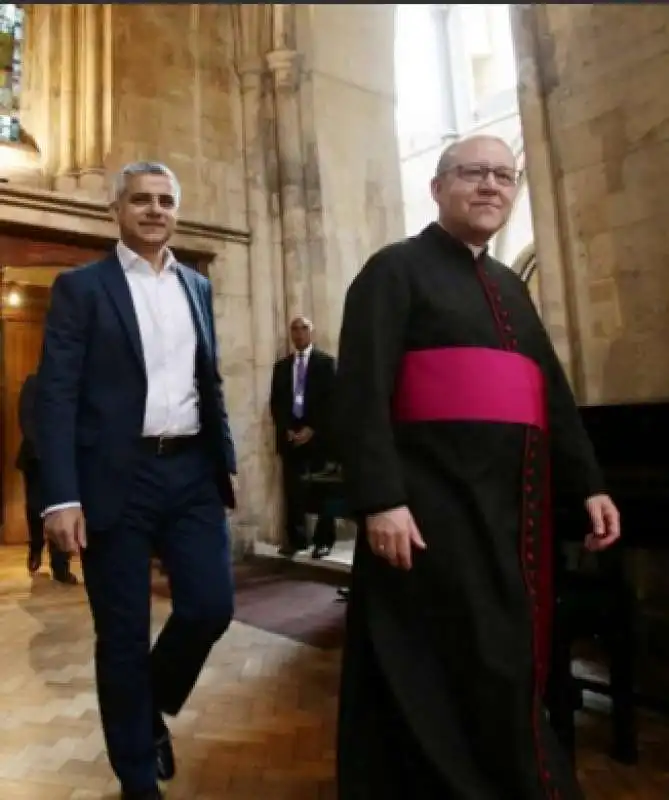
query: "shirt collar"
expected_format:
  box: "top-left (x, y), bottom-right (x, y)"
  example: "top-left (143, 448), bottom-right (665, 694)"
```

top-left (116, 241), bottom-right (177, 274)
top-left (295, 344), bottom-right (313, 360)
top-left (427, 222), bottom-right (489, 261)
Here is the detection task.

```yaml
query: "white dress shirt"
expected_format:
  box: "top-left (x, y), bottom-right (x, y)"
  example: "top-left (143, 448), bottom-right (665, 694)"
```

top-left (44, 242), bottom-right (200, 516)
top-left (117, 241), bottom-right (200, 437)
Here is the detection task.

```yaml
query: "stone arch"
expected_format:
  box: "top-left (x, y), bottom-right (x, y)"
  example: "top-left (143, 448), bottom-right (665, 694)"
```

top-left (512, 244), bottom-right (541, 311)
top-left (511, 242), bottom-right (536, 281)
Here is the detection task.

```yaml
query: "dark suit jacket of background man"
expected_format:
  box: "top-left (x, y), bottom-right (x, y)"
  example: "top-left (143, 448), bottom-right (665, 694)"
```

top-left (16, 373), bottom-right (41, 514)
top-left (35, 252), bottom-right (236, 531)
top-left (270, 347), bottom-right (337, 466)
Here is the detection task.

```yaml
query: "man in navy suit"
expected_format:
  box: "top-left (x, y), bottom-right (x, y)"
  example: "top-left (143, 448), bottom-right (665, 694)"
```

top-left (36, 162), bottom-right (237, 800)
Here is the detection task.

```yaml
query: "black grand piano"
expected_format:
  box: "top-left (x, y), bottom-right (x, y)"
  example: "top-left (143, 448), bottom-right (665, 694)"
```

top-left (550, 400), bottom-right (669, 763)
top-left (556, 400), bottom-right (669, 548)
top-left (305, 401), bottom-right (669, 760)
top-left (307, 400), bottom-right (669, 549)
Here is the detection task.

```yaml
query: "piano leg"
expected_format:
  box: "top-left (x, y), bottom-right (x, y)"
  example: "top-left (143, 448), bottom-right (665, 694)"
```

top-left (607, 597), bottom-right (638, 764)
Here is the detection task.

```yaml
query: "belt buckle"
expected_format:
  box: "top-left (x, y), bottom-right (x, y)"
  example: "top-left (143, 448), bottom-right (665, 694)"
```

top-left (157, 436), bottom-right (165, 456)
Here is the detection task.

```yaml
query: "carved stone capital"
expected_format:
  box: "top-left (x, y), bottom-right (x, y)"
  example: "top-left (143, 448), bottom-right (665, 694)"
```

top-left (266, 49), bottom-right (299, 90)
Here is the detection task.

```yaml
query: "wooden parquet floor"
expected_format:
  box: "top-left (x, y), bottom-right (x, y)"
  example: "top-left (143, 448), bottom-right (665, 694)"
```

top-left (0, 546), bottom-right (667, 799)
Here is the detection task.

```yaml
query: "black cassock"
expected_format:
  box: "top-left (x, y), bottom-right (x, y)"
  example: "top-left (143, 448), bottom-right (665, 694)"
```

top-left (335, 223), bottom-right (605, 799)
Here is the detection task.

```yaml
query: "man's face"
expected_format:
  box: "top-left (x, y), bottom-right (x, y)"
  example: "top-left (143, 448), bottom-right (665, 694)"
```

top-left (290, 319), bottom-right (312, 351)
top-left (430, 139), bottom-right (519, 244)
top-left (112, 173), bottom-right (178, 249)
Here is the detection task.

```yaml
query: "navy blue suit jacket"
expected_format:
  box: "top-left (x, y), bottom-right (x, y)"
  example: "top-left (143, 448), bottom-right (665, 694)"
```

top-left (35, 252), bottom-right (237, 531)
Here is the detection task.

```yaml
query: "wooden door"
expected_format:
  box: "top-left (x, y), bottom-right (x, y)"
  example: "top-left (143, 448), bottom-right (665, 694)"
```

top-left (1, 283), bottom-right (50, 544)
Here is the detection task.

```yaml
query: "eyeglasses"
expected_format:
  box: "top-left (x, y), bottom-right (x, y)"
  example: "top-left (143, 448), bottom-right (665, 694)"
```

top-left (443, 163), bottom-right (521, 188)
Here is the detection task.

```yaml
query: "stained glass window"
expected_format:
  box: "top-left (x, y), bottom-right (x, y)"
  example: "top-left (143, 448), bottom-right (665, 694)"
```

top-left (0, 4), bottom-right (23, 143)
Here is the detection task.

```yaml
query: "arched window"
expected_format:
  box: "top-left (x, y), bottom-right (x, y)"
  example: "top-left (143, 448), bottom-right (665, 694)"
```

top-left (0, 4), bottom-right (23, 143)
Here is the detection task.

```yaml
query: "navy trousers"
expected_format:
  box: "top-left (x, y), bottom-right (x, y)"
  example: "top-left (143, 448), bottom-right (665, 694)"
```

top-left (81, 442), bottom-right (233, 792)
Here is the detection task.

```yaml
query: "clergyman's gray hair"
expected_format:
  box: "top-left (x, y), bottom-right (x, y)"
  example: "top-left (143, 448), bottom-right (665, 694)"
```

top-left (434, 142), bottom-right (460, 178)
top-left (111, 161), bottom-right (181, 207)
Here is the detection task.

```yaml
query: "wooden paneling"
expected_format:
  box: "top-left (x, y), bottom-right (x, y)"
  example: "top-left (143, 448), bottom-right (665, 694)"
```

top-left (0, 233), bottom-right (108, 267)
top-left (1, 284), bottom-right (50, 544)
top-left (0, 230), bottom-right (211, 274)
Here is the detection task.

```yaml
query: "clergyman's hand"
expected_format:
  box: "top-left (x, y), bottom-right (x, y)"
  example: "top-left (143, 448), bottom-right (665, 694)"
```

top-left (366, 505), bottom-right (426, 570)
top-left (584, 493), bottom-right (620, 552)
top-left (44, 507), bottom-right (87, 555)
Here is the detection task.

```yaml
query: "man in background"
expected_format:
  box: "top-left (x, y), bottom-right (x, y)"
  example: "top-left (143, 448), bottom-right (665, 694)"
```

top-left (270, 316), bottom-right (337, 559)
top-left (16, 372), bottom-right (76, 584)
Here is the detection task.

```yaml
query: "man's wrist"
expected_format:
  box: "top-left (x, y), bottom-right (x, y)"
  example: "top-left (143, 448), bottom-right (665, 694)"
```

top-left (42, 501), bottom-right (82, 519)
top-left (364, 503), bottom-right (407, 519)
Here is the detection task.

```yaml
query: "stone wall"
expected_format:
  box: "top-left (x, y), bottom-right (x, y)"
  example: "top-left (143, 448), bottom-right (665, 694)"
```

top-left (513, 4), bottom-right (669, 628)
top-left (2, 3), bottom-right (405, 551)
top-left (297, 4), bottom-right (405, 355)
top-left (109, 5), bottom-right (261, 554)
top-left (513, 5), bottom-right (669, 403)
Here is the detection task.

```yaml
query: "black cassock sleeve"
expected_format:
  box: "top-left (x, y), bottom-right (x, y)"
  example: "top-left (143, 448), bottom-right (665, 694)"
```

top-left (335, 246), bottom-right (411, 516)
top-left (523, 287), bottom-right (606, 500)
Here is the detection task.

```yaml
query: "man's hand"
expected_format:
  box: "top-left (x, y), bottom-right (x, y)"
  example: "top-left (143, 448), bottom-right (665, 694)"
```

top-left (44, 507), bottom-right (87, 554)
top-left (584, 493), bottom-right (620, 551)
top-left (366, 505), bottom-right (426, 570)
top-left (293, 427), bottom-right (314, 446)
top-left (286, 430), bottom-right (295, 443)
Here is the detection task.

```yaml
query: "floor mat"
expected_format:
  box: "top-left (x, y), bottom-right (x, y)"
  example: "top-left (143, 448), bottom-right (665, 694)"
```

top-left (153, 561), bottom-right (347, 649)
top-left (233, 572), bottom-right (346, 649)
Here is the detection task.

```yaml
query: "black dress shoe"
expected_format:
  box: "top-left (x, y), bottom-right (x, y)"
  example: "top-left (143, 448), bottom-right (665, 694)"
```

top-left (27, 552), bottom-right (42, 575)
top-left (154, 716), bottom-right (175, 782)
top-left (122, 787), bottom-right (163, 799)
top-left (52, 571), bottom-right (78, 585)
top-left (311, 545), bottom-right (332, 559)
top-left (335, 587), bottom-right (350, 603)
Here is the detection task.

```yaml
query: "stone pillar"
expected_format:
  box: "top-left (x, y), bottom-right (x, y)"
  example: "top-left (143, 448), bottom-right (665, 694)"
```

top-left (31, 5), bottom-right (112, 198)
top-left (73, 4), bottom-right (113, 193)
top-left (236, 55), bottom-right (284, 545)
top-left (266, 47), bottom-right (313, 328)
top-left (509, 5), bottom-right (578, 389)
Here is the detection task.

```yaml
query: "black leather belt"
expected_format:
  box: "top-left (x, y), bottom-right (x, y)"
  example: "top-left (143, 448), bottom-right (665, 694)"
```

top-left (140, 435), bottom-right (200, 457)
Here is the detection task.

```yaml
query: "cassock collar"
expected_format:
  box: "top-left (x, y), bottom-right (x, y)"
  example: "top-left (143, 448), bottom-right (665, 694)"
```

top-left (423, 222), bottom-right (489, 262)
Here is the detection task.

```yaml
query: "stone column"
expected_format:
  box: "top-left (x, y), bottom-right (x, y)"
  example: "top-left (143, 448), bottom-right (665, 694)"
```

top-left (236, 55), bottom-right (284, 545)
top-left (510, 4), bottom-right (579, 390)
top-left (31, 5), bottom-right (112, 198)
top-left (72, 4), bottom-right (113, 194)
top-left (266, 47), bottom-right (313, 328)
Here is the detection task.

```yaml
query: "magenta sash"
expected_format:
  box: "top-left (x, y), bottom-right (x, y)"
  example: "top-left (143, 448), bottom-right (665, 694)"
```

top-left (392, 347), bottom-right (547, 431)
